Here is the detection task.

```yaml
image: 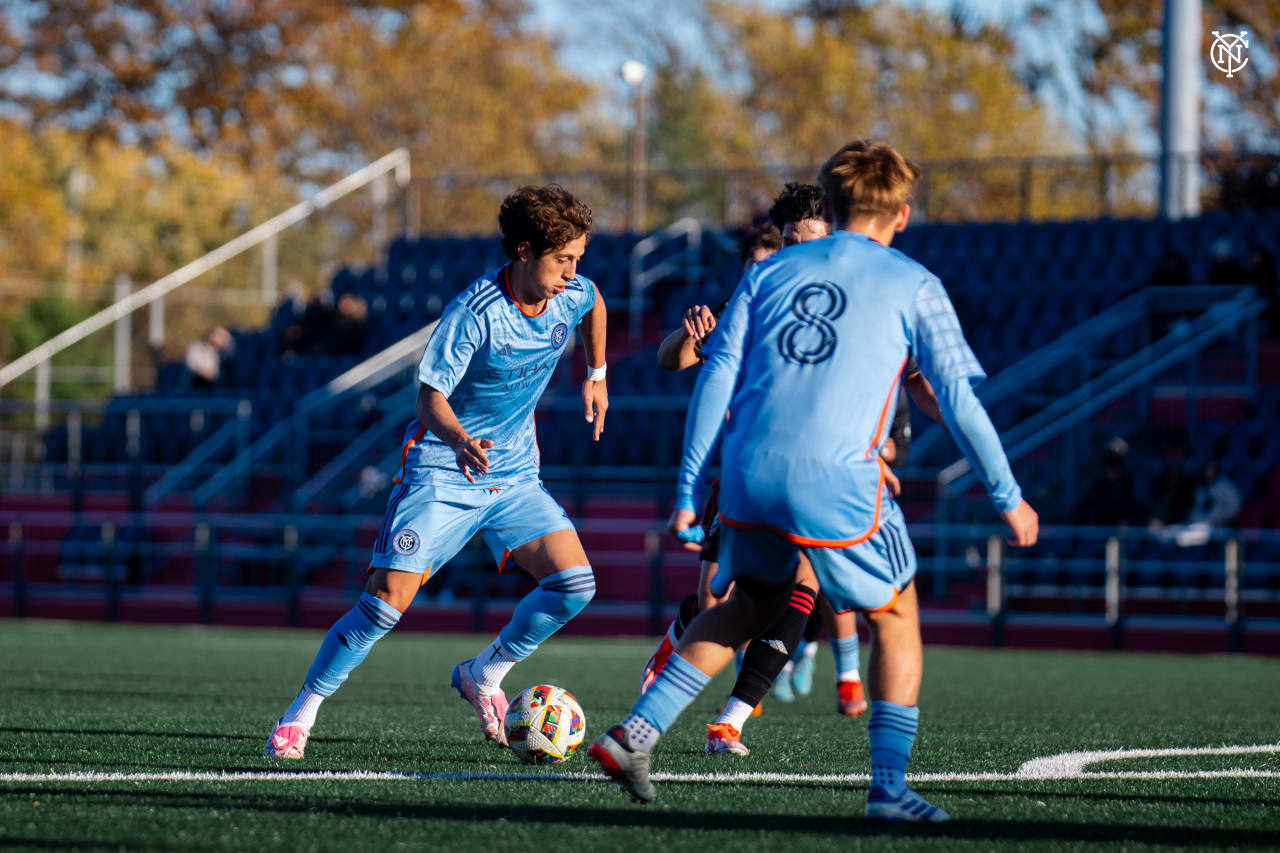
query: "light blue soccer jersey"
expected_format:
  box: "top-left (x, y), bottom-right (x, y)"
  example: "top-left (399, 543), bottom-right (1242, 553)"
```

top-left (399, 264), bottom-right (597, 486)
top-left (678, 230), bottom-right (1021, 544)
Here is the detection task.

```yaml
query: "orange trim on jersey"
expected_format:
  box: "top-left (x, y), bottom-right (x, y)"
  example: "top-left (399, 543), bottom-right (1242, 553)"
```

top-left (719, 458), bottom-right (887, 548)
top-left (502, 265), bottom-right (548, 317)
top-left (392, 426), bottom-right (427, 483)
top-left (865, 357), bottom-right (909, 460)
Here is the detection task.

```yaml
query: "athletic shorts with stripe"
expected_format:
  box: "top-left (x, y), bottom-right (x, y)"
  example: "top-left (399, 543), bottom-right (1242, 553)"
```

top-left (370, 478), bottom-right (574, 577)
top-left (709, 501), bottom-right (916, 613)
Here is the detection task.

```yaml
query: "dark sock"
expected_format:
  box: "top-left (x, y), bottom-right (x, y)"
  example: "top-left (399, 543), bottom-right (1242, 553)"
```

top-left (673, 594), bottom-right (700, 642)
top-left (803, 602), bottom-right (824, 643)
top-left (729, 584), bottom-right (817, 707)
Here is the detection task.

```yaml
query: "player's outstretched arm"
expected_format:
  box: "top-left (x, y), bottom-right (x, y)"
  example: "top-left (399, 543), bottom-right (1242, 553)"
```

top-left (656, 305), bottom-right (716, 372)
top-left (579, 284), bottom-right (608, 441)
top-left (912, 278), bottom-right (1036, 547)
top-left (416, 384), bottom-right (492, 483)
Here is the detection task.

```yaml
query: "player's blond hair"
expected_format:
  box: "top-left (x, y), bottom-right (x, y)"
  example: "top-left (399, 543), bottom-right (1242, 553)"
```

top-left (817, 140), bottom-right (922, 225)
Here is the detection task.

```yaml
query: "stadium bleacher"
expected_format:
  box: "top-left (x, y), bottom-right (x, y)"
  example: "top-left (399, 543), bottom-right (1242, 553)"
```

top-left (11, 209), bottom-right (1279, 639)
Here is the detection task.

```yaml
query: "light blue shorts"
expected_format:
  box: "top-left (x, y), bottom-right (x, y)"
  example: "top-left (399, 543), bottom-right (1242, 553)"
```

top-left (710, 502), bottom-right (917, 613)
top-left (370, 478), bottom-right (574, 577)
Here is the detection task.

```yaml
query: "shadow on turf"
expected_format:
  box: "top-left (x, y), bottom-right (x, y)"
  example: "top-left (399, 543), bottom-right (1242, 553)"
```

top-left (922, 785), bottom-right (1280, 811)
top-left (19, 788), bottom-right (1280, 847)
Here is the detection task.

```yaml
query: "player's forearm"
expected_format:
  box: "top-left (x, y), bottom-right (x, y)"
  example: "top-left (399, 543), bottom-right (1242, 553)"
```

top-left (936, 378), bottom-right (1022, 512)
top-left (417, 385), bottom-right (470, 448)
top-left (657, 328), bottom-right (700, 372)
top-left (580, 288), bottom-right (607, 370)
top-left (676, 351), bottom-right (736, 511)
top-left (905, 372), bottom-right (944, 425)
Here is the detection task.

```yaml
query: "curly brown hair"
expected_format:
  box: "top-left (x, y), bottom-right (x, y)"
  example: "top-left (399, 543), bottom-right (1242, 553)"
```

top-left (498, 184), bottom-right (593, 259)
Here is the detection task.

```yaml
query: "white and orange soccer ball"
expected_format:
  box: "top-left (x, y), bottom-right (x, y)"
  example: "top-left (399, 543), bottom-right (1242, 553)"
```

top-left (503, 684), bottom-right (586, 765)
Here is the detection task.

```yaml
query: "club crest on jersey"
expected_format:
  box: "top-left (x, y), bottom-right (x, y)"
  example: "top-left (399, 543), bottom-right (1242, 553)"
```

top-left (392, 528), bottom-right (420, 556)
top-left (550, 323), bottom-right (568, 348)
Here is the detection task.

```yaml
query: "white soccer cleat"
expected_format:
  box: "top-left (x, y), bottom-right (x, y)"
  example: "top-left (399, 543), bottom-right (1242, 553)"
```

top-left (704, 723), bottom-right (750, 756)
top-left (451, 659), bottom-right (509, 746)
top-left (264, 718), bottom-right (310, 759)
top-left (865, 785), bottom-right (950, 822)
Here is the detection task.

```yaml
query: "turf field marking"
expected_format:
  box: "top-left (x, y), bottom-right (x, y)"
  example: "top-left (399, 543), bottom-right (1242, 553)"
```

top-left (1014, 744), bottom-right (1280, 779)
top-left (2, 763), bottom-right (1279, 786)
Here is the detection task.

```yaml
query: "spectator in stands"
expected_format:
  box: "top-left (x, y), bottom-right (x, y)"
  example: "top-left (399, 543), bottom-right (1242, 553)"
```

top-left (1075, 439), bottom-right (1137, 527)
top-left (280, 289), bottom-right (336, 356)
top-left (1187, 462), bottom-right (1242, 528)
top-left (1148, 246), bottom-right (1190, 287)
top-left (327, 292), bottom-right (370, 356)
top-left (183, 326), bottom-right (234, 389)
top-left (1147, 448), bottom-right (1196, 530)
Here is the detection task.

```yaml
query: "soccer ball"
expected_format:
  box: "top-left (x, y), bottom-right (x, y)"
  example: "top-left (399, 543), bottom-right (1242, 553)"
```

top-left (503, 684), bottom-right (586, 765)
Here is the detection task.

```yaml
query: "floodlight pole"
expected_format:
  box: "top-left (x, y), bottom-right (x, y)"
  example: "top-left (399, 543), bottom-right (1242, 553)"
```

top-left (1159, 0), bottom-right (1201, 219)
top-left (622, 61), bottom-right (649, 232)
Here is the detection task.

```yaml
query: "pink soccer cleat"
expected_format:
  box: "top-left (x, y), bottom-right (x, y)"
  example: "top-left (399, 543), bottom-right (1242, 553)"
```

top-left (451, 660), bottom-right (510, 746)
top-left (264, 718), bottom-right (310, 759)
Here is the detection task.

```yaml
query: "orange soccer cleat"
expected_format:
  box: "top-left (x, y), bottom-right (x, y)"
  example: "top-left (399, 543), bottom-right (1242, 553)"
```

top-left (705, 722), bottom-right (750, 756)
top-left (837, 679), bottom-right (868, 717)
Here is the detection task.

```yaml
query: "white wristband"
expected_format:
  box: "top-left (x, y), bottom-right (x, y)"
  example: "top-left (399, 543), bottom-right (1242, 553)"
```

top-left (587, 363), bottom-right (607, 382)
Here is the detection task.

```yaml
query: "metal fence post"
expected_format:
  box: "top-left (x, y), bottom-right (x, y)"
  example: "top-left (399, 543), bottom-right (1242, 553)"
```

top-left (285, 524), bottom-right (300, 627)
top-left (986, 535), bottom-right (1005, 647)
top-left (262, 234), bottom-right (278, 307)
top-left (34, 359), bottom-right (50, 430)
top-left (149, 292), bottom-right (165, 351)
top-left (195, 522), bottom-right (212, 624)
top-left (1225, 538), bottom-right (1242, 653)
top-left (102, 521), bottom-right (118, 622)
top-left (646, 528), bottom-right (664, 636)
top-left (113, 274), bottom-right (132, 392)
top-left (10, 521), bottom-right (25, 618)
top-left (1105, 536), bottom-right (1123, 649)
top-left (68, 409), bottom-right (84, 514)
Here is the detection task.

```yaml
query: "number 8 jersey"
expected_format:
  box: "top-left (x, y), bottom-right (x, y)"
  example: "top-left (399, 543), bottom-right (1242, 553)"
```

top-left (678, 230), bottom-right (1014, 545)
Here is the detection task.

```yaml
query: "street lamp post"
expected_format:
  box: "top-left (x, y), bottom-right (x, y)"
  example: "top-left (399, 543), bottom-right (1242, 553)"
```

top-left (621, 60), bottom-right (648, 233)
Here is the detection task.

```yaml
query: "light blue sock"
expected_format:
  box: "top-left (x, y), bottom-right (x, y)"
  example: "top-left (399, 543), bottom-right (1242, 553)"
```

top-left (734, 648), bottom-right (745, 674)
top-left (869, 700), bottom-right (919, 795)
top-left (832, 634), bottom-right (861, 679)
top-left (625, 653), bottom-right (710, 751)
top-left (497, 565), bottom-right (595, 659)
top-left (304, 593), bottom-right (402, 696)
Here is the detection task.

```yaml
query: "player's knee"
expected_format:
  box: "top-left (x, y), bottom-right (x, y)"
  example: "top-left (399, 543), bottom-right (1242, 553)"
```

top-left (540, 565), bottom-right (595, 618)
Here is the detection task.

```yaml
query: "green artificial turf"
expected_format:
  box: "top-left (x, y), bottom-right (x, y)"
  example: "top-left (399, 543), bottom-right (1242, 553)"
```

top-left (1, 619), bottom-right (1278, 851)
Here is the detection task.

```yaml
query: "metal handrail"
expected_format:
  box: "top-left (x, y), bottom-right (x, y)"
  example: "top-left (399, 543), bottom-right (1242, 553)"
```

top-left (0, 149), bottom-right (411, 392)
top-left (189, 319), bottom-right (437, 505)
top-left (143, 400), bottom-right (253, 505)
top-left (939, 289), bottom-right (1265, 489)
top-left (629, 217), bottom-right (702, 341)
top-left (908, 288), bottom-right (1151, 465)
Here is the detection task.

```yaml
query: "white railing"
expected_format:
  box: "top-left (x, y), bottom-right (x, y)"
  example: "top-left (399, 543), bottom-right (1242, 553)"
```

top-left (0, 148), bottom-right (412, 426)
top-left (628, 217), bottom-right (702, 342)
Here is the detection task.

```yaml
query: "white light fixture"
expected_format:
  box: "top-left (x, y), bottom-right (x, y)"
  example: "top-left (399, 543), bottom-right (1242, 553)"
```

top-left (620, 60), bottom-right (648, 87)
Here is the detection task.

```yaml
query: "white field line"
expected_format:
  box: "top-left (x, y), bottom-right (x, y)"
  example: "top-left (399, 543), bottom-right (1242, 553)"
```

top-left (1, 744), bottom-right (1276, 786)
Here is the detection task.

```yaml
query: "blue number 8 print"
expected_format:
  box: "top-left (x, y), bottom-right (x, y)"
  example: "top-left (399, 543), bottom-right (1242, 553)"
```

top-left (778, 282), bottom-right (847, 365)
